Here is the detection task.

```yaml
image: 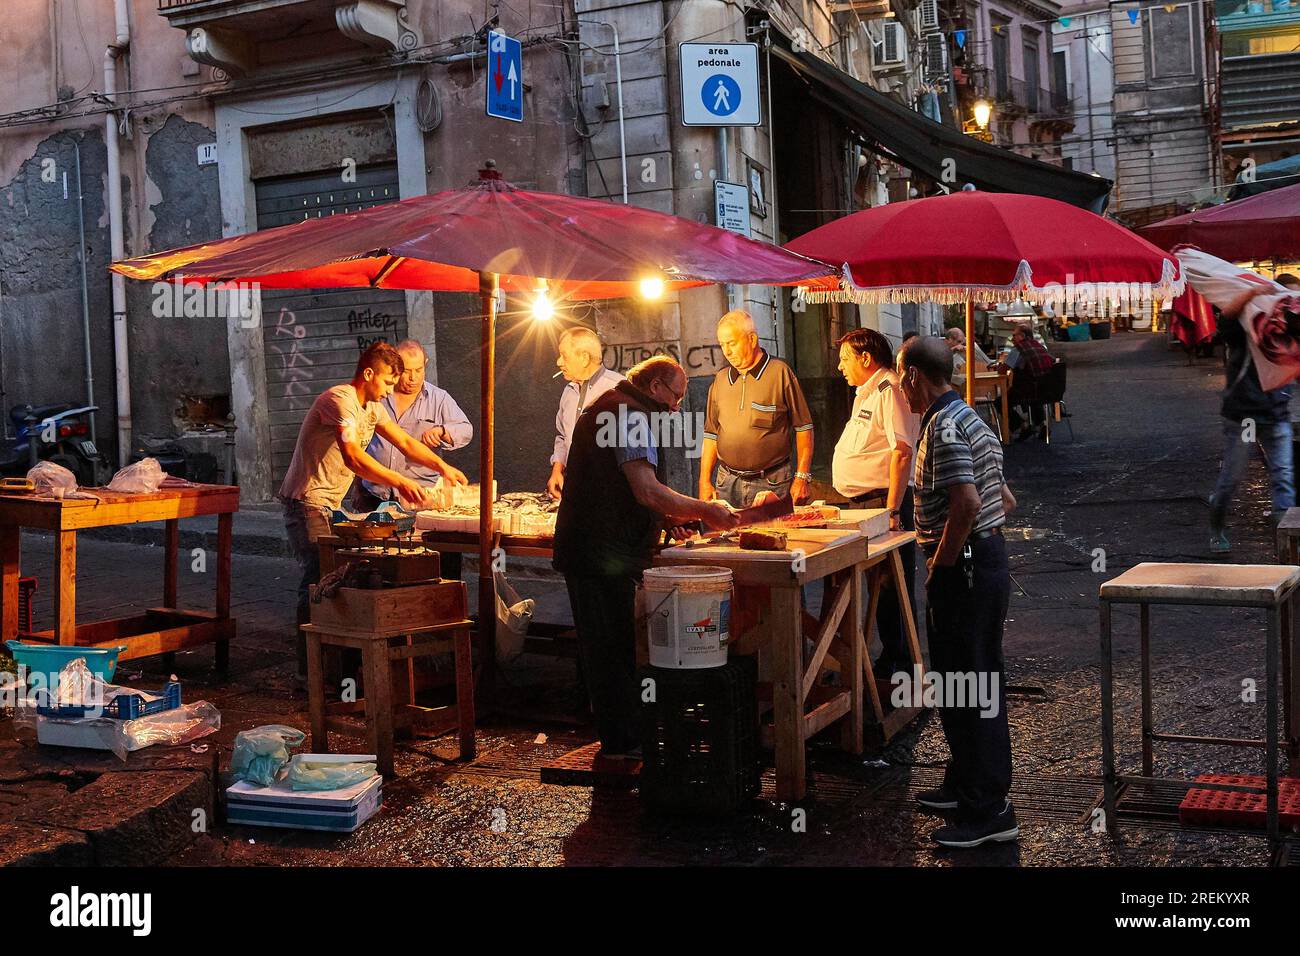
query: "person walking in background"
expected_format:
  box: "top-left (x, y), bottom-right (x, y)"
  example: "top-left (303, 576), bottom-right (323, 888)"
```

top-left (1208, 274), bottom-right (1300, 553)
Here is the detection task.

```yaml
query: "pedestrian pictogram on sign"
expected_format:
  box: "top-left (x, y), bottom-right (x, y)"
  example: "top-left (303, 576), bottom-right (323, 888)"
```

top-left (486, 30), bottom-right (523, 123)
top-left (679, 42), bottom-right (761, 127)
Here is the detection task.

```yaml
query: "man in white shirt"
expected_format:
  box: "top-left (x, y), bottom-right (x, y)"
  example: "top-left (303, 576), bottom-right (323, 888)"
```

top-left (547, 327), bottom-right (625, 499)
top-left (833, 328), bottom-right (921, 678)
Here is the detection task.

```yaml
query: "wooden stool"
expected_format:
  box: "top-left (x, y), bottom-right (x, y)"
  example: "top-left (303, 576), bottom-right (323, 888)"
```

top-left (1099, 562), bottom-right (1300, 840)
top-left (302, 620), bottom-right (476, 776)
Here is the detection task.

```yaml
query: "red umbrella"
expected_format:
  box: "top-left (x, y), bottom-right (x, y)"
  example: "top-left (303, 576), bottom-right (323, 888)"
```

top-left (1136, 182), bottom-right (1300, 263)
top-left (787, 190), bottom-right (1184, 403)
top-left (113, 167), bottom-right (829, 296)
top-left (113, 165), bottom-right (834, 675)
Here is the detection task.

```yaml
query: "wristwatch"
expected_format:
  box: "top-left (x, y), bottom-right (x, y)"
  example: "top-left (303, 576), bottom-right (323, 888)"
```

top-left (795, 471), bottom-right (813, 481)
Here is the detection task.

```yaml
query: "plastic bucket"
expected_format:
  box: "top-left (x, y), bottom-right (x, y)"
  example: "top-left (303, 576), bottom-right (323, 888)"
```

top-left (642, 566), bottom-right (732, 669)
top-left (4, 640), bottom-right (126, 683)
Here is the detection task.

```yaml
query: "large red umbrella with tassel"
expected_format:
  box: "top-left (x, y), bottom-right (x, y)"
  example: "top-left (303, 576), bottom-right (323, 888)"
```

top-left (112, 163), bottom-right (834, 676)
top-left (787, 190), bottom-right (1184, 405)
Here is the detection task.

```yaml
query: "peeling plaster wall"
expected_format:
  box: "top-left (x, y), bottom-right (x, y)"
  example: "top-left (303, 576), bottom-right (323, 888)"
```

top-left (130, 114), bottom-right (226, 440)
top-left (0, 131), bottom-right (117, 443)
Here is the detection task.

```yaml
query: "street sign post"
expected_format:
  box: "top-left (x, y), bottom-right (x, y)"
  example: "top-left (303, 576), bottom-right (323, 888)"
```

top-left (679, 42), bottom-right (761, 127)
top-left (486, 30), bottom-right (523, 123)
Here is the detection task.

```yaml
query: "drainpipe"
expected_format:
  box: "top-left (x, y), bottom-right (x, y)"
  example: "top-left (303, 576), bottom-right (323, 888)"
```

top-left (106, 0), bottom-right (132, 466)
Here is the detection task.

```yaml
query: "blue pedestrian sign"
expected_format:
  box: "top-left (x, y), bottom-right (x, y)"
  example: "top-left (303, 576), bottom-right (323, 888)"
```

top-left (680, 42), bottom-right (761, 127)
top-left (704, 75), bottom-right (742, 117)
top-left (486, 30), bottom-right (523, 123)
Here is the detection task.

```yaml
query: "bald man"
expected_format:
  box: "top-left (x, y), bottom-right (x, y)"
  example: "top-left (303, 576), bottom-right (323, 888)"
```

top-left (700, 309), bottom-right (815, 507)
top-left (548, 326), bottom-right (625, 499)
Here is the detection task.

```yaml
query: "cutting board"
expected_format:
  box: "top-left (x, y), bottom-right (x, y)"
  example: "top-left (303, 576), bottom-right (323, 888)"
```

top-left (661, 528), bottom-right (861, 561)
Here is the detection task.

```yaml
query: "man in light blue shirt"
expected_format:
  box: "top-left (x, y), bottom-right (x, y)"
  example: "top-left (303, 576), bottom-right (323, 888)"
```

top-left (547, 327), bottom-right (625, 499)
top-left (356, 339), bottom-right (473, 508)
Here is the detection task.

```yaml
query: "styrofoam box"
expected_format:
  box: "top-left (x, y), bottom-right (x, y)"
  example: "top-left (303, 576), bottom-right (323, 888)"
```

top-left (226, 774), bottom-right (382, 833)
top-left (827, 508), bottom-right (892, 539)
top-left (36, 716), bottom-right (116, 750)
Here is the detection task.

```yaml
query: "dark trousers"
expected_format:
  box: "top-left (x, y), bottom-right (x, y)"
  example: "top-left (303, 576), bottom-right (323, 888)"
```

top-left (565, 573), bottom-right (640, 753)
top-left (850, 487), bottom-right (916, 670)
top-left (1007, 378), bottom-right (1046, 432)
top-left (924, 533), bottom-right (1012, 822)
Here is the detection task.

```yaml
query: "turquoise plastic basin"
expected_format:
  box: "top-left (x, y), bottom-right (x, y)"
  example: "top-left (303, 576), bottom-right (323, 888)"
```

top-left (4, 640), bottom-right (127, 683)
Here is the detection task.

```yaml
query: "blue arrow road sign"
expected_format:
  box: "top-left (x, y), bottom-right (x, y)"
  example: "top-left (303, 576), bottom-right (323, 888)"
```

top-left (486, 30), bottom-right (523, 123)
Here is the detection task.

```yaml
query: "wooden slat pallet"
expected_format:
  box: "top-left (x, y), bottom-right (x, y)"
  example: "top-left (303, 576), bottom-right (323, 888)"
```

top-left (540, 741), bottom-right (641, 789)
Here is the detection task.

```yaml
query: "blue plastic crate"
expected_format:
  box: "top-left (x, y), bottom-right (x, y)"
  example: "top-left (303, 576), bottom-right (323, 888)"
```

top-left (35, 681), bottom-right (182, 720)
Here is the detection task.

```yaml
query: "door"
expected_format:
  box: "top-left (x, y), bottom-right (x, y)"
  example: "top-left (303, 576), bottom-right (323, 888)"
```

top-left (255, 164), bottom-right (408, 486)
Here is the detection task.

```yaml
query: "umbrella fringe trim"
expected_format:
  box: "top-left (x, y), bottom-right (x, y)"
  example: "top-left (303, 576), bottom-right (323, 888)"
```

top-left (799, 259), bottom-right (1186, 306)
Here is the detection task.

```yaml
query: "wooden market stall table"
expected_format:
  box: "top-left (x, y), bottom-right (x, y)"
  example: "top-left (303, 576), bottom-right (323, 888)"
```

top-left (653, 528), bottom-right (921, 801)
top-left (0, 484), bottom-right (238, 668)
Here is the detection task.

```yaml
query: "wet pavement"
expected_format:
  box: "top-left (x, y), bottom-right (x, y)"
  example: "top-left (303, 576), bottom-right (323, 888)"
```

top-left (3, 331), bottom-right (1295, 866)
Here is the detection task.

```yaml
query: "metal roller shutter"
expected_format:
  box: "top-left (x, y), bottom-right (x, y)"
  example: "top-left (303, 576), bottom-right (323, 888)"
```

top-left (255, 164), bottom-right (408, 485)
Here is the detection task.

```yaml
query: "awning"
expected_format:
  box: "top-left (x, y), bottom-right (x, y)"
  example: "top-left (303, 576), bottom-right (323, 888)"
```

top-left (772, 45), bottom-right (1113, 214)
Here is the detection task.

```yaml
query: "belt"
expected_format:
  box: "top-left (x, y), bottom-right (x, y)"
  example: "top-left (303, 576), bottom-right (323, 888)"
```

top-left (921, 525), bottom-right (1002, 554)
top-left (718, 457), bottom-right (790, 480)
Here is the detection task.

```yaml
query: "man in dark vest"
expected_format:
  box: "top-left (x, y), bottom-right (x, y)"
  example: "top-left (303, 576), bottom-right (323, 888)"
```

top-left (554, 355), bottom-right (739, 757)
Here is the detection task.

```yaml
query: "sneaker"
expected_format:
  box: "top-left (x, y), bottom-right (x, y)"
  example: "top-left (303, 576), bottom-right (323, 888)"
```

top-left (1209, 531), bottom-right (1231, 554)
top-left (932, 800), bottom-right (1019, 848)
top-left (915, 785), bottom-right (959, 811)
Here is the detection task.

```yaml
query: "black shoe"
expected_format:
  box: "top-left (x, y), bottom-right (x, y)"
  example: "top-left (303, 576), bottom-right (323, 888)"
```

top-left (916, 785), bottom-right (959, 811)
top-left (932, 800), bottom-right (1019, 848)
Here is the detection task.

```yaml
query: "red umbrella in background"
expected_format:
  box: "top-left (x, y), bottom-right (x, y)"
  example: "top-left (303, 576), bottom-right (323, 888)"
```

top-left (113, 164), bottom-right (835, 673)
top-left (1137, 182), bottom-right (1300, 263)
top-left (787, 190), bottom-right (1184, 404)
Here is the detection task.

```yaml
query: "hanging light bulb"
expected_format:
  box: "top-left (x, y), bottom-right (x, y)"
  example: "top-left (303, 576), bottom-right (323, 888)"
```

top-left (973, 100), bottom-right (993, 130)
top-left (531, 292), bottom-right (554, 322)
top-left (639, 276), bottom-right (665, 300)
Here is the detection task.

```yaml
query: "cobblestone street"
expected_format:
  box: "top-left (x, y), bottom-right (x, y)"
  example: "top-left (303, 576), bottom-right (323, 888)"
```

top-left (3, 332), bottom-right (1295, 866)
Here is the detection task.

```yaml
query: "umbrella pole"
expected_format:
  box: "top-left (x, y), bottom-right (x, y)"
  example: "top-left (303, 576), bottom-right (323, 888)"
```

top-left (479, 271), bottom-right (499, 696)
top-left (964, 299), bottom-right (975, 406)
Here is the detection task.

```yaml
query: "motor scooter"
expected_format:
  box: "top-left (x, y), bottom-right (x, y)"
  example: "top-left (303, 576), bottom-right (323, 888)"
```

top-left (0, 404), bottom-right (110, 487)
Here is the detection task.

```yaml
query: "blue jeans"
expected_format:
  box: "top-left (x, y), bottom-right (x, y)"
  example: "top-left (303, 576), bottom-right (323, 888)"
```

top-left (283, 498), bottom-right (333, 674)
top-left (714, 460), bottom-right (793, 509)
top-left (1210, 418), bottom-right (1295, 528)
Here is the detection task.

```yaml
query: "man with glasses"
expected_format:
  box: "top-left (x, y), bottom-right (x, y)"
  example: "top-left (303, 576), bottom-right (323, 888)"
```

top-left (554, 356), bottom-right (739, 758)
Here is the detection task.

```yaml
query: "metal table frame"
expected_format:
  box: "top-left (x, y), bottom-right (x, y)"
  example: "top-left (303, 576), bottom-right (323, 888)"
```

top-left (1099, 571), bottom-right (1300, 841)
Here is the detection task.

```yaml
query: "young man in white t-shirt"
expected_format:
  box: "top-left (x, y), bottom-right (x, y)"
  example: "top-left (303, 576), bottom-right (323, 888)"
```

top-left (279, 342), bottom-right (468, 676)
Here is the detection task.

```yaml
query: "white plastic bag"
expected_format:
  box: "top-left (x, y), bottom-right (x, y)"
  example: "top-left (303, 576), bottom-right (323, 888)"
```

top-left (494, 572), bottom-right (533, 664)
top-left (28, 461), bottom-right (78, 498)
top-left (107, 457), bottom-right (167, 494)
top-left (1177, 249), bottom-right (1300, 390)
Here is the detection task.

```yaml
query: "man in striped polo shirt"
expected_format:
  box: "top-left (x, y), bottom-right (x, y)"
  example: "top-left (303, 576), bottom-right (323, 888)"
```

top-left (899, 336), bottom-right (1019, 849)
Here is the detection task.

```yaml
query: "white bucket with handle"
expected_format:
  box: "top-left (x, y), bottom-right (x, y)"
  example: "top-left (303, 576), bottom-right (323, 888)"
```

top-left (642, 566), bottom-right (733, 669)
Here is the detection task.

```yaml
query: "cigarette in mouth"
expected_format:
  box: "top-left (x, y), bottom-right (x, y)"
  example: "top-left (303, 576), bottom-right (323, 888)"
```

top-left (552, 370), bottom-right (564, 378)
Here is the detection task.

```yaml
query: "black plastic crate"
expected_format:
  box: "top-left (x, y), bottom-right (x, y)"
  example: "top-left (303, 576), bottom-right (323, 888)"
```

top-left (17, 577), bottom-right (35, 632)
top-left (637, 656), bottom-right (759, 816)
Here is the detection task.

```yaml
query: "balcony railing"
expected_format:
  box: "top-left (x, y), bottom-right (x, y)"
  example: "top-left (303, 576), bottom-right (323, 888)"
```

top-left (993, 75), bottom-right (1071, 116)
top-left (159, 0), bottom-right (218, 9)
